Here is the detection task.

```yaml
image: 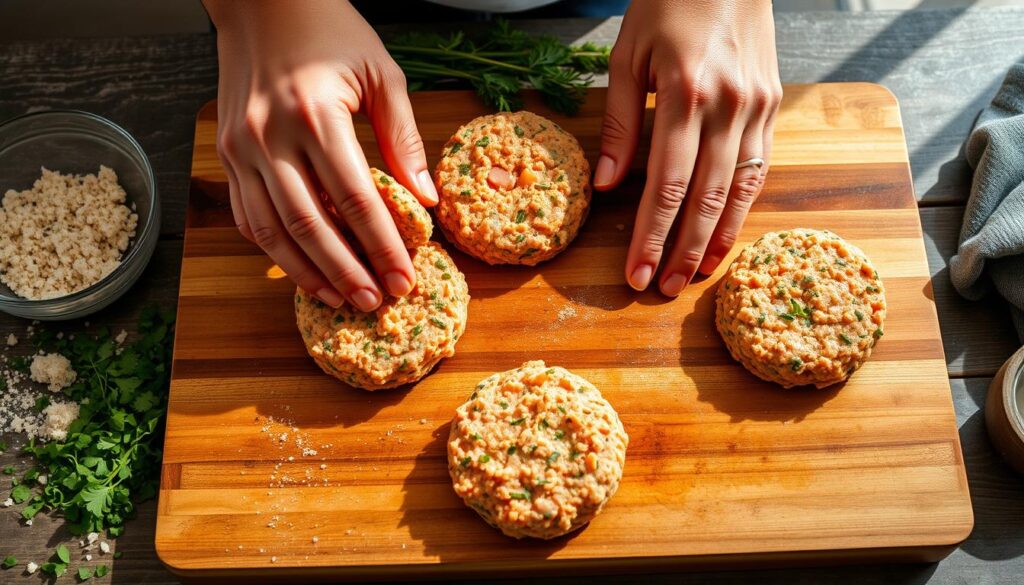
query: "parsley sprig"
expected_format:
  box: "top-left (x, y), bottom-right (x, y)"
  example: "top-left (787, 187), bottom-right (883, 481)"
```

top-left (386, 20), bottom-right (610, 115)
top-left (9, 307), bottom-right (175, 537)
top-left (779, 298), bottom-right (813, 325)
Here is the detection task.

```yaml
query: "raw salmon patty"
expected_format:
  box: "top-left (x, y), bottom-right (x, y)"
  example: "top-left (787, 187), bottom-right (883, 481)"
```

top-left (434, 111), bottom-right (590, 265)
top-left (715, 228), bottom-right (886, 389)
top-left (448, 361), bottom-right (628, 539)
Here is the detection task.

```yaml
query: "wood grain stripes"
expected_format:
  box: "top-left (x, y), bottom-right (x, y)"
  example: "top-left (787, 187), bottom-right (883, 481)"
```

top-left (156, 83), bottom-right (972, 579)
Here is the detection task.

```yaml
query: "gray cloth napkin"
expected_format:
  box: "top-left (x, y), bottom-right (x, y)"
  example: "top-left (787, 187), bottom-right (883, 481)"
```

top-left (950, 63), bottom-right (1024, 343)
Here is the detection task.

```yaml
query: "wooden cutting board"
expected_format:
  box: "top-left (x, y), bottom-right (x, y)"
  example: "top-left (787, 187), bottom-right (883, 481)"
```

top-left (156, 83), bottom-right (973, 581)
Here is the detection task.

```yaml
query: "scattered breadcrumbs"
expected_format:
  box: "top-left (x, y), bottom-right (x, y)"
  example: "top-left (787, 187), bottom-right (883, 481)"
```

top-left (0, 166), bottom-right (138, 299)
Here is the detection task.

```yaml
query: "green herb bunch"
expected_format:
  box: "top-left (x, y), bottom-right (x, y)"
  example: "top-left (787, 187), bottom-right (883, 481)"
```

top-left (9, 306), bottom-right (175, 537)
top-left (386, 20), bottom-right (610, 115)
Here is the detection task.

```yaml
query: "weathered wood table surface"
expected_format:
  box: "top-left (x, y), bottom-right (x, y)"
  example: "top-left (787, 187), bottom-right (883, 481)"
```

top-left (2, 7), bottom-right (1023, 584)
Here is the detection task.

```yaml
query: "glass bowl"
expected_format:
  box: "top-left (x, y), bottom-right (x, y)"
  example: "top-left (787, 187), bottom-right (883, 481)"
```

top-left (0, 110), bottom-right (160, 320)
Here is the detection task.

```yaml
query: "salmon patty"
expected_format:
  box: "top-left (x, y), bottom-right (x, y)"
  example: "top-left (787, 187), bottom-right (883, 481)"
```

top-left (434, 111), bottom-right (590, 265)
top-left (448, 361), bottom-right (628, 539)
top-left (715, 229), bottom-right (886, 389)
top-left (296, 242), bottom-right (469, 390)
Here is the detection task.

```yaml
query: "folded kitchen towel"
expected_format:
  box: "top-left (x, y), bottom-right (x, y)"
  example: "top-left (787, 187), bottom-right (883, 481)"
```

top-left (950, 63), bottom-right (1024, 343)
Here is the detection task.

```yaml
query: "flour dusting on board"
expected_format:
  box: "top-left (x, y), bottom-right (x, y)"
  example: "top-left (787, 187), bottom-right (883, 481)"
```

top-left (244, 408), bottom-right (416, 564)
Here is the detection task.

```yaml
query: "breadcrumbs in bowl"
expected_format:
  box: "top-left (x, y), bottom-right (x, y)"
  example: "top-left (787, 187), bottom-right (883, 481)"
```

top-left (0, 110), bottom-right (160, 320)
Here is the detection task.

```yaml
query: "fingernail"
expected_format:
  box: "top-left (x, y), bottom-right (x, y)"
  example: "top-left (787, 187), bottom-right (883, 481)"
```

top-left (316, 288), bottom-right (344, 308)
top-left (383, 271), bottom-right (413, 297)
top-left (594, 155), bottom-right (615, 188)
top-left (628, 264), bottom-right (653, 291)
top-left (417, 170), bottom-right (438, 205)
top-left (351, 288), bottom-right (381, 312)
top-left (661, 273), bottom-right (689, 297)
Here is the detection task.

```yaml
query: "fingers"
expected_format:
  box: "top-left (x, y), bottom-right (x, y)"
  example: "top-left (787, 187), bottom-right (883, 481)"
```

top-left (696, 120), bottom-right (768, 276)
top-left (595, 45), bottom-right (647, 191)
top-left (303, 109), bottom-right (417, 298)
top-left (236, 168), bottom-right (344, 308)
top-left (258, 154), bottom-right (392, 311)
top-left (625, 93), bottom-right (700, 291)
top-left (219, 144), bottom-right (253, 243)
top-left (365, 67), bottom-right (438, 206)
top-left (659, 124), bottom-right (744, 296)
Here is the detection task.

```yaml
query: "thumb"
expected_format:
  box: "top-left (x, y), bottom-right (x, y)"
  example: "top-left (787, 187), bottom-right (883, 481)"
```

top-left (367, 66), bottom-right (438, 206)
top-left (595, 47), bottom-right (646, 191)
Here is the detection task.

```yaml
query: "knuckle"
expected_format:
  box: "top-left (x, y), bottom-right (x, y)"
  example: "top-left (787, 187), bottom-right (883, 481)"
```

top-left (732, 174), bottom-right (763, 203)
top-left (242, 111), bottom-right (264, 141)
top-left (216, 130), bottom-right (236, 160)
top-left (250, 223), bottom-right (280, 250)
top-left (677, 248), bottom-right (706, 266)
top-left (294, 94), bottom-right (328, 124)
top-left (323, 264), bottom-right (363, 291)
top-left (751, 86), bottom-right (772, 112)
top-left (381, 63), bottom-right (407, 87)
top-left (717, 77), bottom-right (748, 114)
top-left (695, 186), bottom-right (729, 220)
top-left (713, 228), bottom-right (741, 252)
top-left (656, 177), bottom-right (689, 209)
top-left (282, 209), bottom-right (323, 242)
top-left (336, 192), bottom-right (377, 226)
top-left (771, 84), bottom-right (784, 109)
top-left (686, 84), bottom-right (712, 111)
top-left (390, 116), bottom-right (426, 158)
top-left (287, 267), bottom-right (319, 289)
top-left (637, 237), bottom-right (666, 261)
top-left (600, 111), bottom-right (633, 146)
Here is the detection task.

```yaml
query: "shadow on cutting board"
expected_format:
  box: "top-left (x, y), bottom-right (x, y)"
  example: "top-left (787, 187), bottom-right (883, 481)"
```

top-left (682, 281), bottom-right (841, 423)
top-left (398, 423), bottom-right (577, 563)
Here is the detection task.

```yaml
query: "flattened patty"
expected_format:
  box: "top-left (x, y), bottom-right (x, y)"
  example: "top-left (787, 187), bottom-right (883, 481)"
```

top-left (448, 361), bottom-right (628, 539)
top-left (434, 111), bottom-right (590, 265)
top-left (715, 229), bottom-right (886, 388)
top-left (296, 242), bottom-right (469, 391)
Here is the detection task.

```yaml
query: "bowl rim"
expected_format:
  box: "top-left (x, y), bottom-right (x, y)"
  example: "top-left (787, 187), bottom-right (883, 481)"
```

top-left (0, 109), bottom-right (160, 306)
top-left (1006, 345), bottom-right (1024, 443)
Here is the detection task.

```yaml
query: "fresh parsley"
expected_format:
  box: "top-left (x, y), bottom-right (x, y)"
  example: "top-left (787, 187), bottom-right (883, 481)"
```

top-left (779, 298), bottom-right (813, 325)
top-left (386, 19), bottom-right (610, 115)
top-left (7, 307), bottom-right (174, 541)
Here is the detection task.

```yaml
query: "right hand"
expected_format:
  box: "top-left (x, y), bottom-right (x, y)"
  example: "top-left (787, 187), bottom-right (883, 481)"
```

top-left (205, 0), bottom-right (437, 312)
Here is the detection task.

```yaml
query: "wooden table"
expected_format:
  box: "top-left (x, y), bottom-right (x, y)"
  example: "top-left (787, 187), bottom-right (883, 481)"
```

top-left (2, 7), bottom-right (1023, 584)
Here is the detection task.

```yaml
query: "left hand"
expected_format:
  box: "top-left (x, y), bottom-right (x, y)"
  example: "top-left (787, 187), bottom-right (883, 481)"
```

top-left (595, 0), bottom-right (783, 296)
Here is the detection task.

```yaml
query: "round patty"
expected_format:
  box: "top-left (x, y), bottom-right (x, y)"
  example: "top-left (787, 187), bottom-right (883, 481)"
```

top-left (370, 168), bottom-right (432, 248)
top-left (296, 242), bottom-right (469, 391)
top-left (715, 229), bottom-right (887, 389)
top-left (448, 361), bottom-right (628, 539)
top-left (434, 111), bottom-right (591, 265)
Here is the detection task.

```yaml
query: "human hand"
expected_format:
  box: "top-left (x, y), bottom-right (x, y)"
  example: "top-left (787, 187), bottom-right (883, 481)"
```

top-left (205, 0), bottom-right (437, 311)
top-left (595, 0), bottom-right (782, 296)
